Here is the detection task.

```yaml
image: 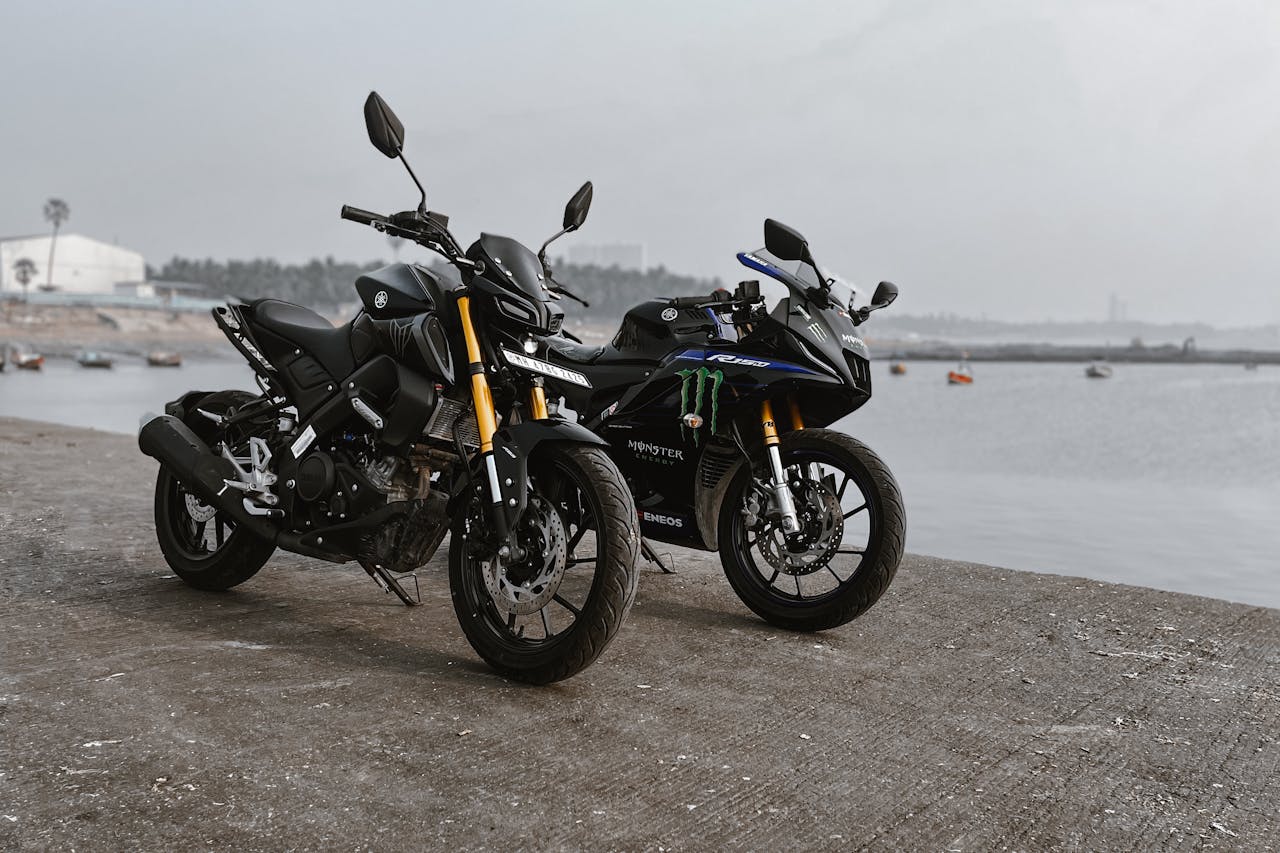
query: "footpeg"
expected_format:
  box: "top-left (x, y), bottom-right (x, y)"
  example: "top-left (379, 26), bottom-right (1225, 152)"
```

top-left (360, 560), bottom-right (422, 606)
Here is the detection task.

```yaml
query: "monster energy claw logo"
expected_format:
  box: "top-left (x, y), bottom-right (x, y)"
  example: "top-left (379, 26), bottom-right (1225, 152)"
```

top-left (676, 367), bottom-right (724, 444)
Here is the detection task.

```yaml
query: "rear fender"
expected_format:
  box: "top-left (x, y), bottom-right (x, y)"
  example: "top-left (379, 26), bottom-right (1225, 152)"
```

top-left (163, 390), bottom-right (220, 422)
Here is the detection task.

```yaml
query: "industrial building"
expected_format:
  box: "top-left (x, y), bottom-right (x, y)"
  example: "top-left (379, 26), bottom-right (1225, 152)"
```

top-left (0, 233), bottom-right (145, 296)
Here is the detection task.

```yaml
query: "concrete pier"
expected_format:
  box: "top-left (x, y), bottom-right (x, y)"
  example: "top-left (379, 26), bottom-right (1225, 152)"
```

top-left (2, 418), bottom-right (1277, 850)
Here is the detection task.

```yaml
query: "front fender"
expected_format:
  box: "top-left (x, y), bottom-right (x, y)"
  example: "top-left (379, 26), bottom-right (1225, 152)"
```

top-left (490, 418), bottom-right (609, 528)
top-left (448, 417), bottom-right (611, 532)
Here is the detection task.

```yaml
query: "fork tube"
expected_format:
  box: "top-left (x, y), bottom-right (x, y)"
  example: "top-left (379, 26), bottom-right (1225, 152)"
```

top-left (787, 394), bottom-right (805, 431)
top-left (761, 400), bottom-right (800, 533)
top-left (457, 296), bottom-right (497, 453)
top-left (457, 297), bottom-right (509, 545)
top-left (529, 378), bottom-right (549, 420)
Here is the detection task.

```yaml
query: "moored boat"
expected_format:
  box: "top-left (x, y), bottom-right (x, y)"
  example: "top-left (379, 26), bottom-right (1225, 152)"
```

top-left (889, 361), bottom-right (907, 376)
top-left (147, 350), bottom-right (183, 367)
top-left (15, 352), bottom-right (44, 370)
top-left (77, 351), bottom-right (114, 369)
top-left (1085, 361), bottom-right (1113, 379)
top-left (947, 363), bottom-right (973, 385)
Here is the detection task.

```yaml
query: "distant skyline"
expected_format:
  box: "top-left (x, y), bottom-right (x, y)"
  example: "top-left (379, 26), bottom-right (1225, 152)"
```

top-left (1, 1), bottom-right (1277, 326)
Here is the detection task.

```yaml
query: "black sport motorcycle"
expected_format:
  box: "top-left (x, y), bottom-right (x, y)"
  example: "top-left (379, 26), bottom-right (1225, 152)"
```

top-left (538, 219), bottom-right (906, 630)
top-left (138, 92), bottom-right (640, 684)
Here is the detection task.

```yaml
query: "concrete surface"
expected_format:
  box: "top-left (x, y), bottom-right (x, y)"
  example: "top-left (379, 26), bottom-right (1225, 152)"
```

top-left (1, 417), bottom-right (1278, 851)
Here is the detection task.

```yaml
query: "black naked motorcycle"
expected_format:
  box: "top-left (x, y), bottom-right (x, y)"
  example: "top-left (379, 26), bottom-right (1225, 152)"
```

top-left (138, 92), bottom-right (640, 684)
top-left (537, 219), bottom-right (906, 630)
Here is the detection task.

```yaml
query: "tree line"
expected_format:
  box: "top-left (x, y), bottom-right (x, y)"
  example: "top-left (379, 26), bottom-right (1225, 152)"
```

top-left (147, 255), bottom-right (721, 318)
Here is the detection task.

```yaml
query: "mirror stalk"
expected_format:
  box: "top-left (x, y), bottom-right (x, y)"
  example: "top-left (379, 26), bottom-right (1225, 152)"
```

top-left (536, 227), bottom-right (571, 272)
top-left (399, 154), bottom-right (428, 214)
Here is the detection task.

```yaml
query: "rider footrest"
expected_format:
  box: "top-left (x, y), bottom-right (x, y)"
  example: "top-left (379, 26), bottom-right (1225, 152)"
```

top-left (360, 560), bottom-right (422, 606)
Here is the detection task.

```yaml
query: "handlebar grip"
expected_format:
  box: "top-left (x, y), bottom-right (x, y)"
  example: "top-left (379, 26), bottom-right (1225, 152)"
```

top-left (669, 295), bottom-right (708, 309)
top-left (340, 205), bottom-right (384, 225)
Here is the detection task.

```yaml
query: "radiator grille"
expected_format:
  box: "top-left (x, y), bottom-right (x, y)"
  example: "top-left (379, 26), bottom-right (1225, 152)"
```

top-left (698, 448), bottom-right (739, 489)
top-left (424, 396), bottom-right (481, 447)
top-left (844, 352), bottom-right (872, 393)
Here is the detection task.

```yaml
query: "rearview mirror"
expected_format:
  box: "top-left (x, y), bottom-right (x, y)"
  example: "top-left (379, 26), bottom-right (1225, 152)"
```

top-left (564, 181), bottom-right (593, 231)
top-left (364, 91), bottom-right (405, 159)
top-left (764, 218), bottom-right (813, 264)
top-left (871, 281), bottom-right (899, 309)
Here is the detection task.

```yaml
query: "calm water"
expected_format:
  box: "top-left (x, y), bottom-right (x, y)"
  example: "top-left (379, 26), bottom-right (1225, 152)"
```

top-left (3, 357), bottom-right (1277, 607)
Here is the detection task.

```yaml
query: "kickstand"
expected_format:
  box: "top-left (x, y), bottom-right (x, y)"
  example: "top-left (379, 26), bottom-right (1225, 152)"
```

top-left (641, 539), bottom-right (676, 574)
top-left (360, 561), bottom-right (422, 607)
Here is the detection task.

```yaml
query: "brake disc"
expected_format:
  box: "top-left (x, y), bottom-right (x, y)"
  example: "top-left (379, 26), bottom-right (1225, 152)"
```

top-left (184, 492), bottom-right (218, 523)
top-left (482, 495), bottom-right (568, 615)
top-left (756, 479), bottom-right (843, 575)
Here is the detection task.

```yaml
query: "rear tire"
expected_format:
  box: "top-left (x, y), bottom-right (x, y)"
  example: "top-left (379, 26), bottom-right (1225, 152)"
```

top-left (449, 444), bottom-right (639, 684)
top-left (152, 390), bottom-right (276, 591)
top-left (718, 429), bottom-right (905, 631)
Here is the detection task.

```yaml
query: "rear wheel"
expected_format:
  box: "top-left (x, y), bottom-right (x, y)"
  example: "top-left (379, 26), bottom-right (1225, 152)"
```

top-left (152, 390), bottom-right (276, 591)
top-left (449, 444), bottom-right (639, 684)
top-left (719, 429), bottom-right (905, 631)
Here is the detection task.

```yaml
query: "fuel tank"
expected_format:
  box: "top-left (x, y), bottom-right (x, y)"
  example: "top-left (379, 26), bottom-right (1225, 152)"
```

top-left (355, 263), bottom-right (461, 328)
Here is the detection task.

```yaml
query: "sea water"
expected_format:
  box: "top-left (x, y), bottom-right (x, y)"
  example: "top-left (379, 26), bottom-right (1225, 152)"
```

top-left (3, 357), bottom-right (1276, 607)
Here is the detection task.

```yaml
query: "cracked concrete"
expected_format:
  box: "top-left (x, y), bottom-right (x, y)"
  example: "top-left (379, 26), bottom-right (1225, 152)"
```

top-left (1, 417), bottom-right (1278, 850)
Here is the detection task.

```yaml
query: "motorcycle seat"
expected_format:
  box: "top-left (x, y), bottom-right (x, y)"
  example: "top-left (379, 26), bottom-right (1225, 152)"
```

top-left (249, 299), bottom-right (355, 378)
top-left (544, 336), bottom-right (605, 365)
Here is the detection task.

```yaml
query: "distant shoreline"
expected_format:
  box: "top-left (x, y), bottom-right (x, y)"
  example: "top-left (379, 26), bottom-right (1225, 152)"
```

top-left (3, 302), bottom-right (1275, 365)
top-left (871, 341), bottom-right (1279, 365)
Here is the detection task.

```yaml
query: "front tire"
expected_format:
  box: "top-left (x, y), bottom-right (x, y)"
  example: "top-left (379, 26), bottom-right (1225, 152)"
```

top-left (449, 444), bottom-right (639, 684)
top-left (719, 429), bottom-right (905, 631)
top-left (152, 390), bottom-right (276, 591)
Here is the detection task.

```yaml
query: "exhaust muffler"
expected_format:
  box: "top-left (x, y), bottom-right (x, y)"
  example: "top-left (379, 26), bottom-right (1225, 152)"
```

top-left (138, 413), bottom-right (279, 540)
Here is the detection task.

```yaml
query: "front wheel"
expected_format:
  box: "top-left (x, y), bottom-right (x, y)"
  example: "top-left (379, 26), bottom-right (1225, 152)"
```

top-left (719, 429), bottom-right (905, 631)
top-left (449, 444), bottom-right (640, 684)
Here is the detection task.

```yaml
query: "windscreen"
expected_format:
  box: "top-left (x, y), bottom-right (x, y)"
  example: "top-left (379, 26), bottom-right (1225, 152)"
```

top-left (743, 247), bottom-right (862, 313)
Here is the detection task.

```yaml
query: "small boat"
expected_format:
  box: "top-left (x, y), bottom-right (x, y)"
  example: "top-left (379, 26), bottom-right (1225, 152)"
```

top-left (147, 350), bottom-right (183, 367)
top-left (14, 352), bottom-right (45, 370)
top-left (77, 351), bottom-right (114, 369)
top-left (947, 363), bottom-right (973, 385)
top-left (889, 362), bottom-right (907, 376)
top-left (1085, 361), bottom-right (1113, 379)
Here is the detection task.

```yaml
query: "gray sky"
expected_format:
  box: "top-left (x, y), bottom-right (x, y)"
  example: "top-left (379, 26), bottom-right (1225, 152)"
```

top-left (2, 0), bottom-right (1277, 325)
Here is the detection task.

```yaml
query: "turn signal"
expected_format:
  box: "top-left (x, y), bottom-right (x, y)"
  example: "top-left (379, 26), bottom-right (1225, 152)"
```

top-left (682, 413), bottom-right (704, 428)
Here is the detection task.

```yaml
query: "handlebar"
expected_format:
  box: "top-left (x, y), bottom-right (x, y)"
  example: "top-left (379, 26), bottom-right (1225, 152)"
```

top-left (668, 291), bottom-right (758, 311)
top-left (340, 205), bottom-right (386, 226)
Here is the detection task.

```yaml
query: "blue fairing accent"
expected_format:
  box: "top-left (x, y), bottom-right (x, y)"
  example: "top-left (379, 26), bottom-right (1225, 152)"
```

top-left (737, 251), bottom-right (801, 290)
top-left (674, 348), bottom-right (815, 374)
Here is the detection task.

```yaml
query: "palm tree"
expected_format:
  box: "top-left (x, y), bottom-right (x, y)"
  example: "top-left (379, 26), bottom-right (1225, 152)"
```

top-left (13, 257), bottom-right (37, 303)
top-left (43, 198), bottom-right (70, 291)
top-left (388, 233), bottom-right (405, 260)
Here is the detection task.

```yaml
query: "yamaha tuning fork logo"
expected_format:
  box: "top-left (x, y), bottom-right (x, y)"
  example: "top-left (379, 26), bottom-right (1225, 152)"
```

top-left (374, 290), bottom-right (389, 309)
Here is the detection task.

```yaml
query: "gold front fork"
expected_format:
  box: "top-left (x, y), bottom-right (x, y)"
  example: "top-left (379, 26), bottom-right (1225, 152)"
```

top-left (457, 294), bottom-right (518, 552)
top-left (760, 399), bottom-right (781, 447)
top-left (761, 398), bottom-right (800, 533)
top-left (787, 394), bottom-right (804, 431)
top-left (529, 379), bottom-right (549, 420)
top-left (457, 296), bottom-right (497, 453)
